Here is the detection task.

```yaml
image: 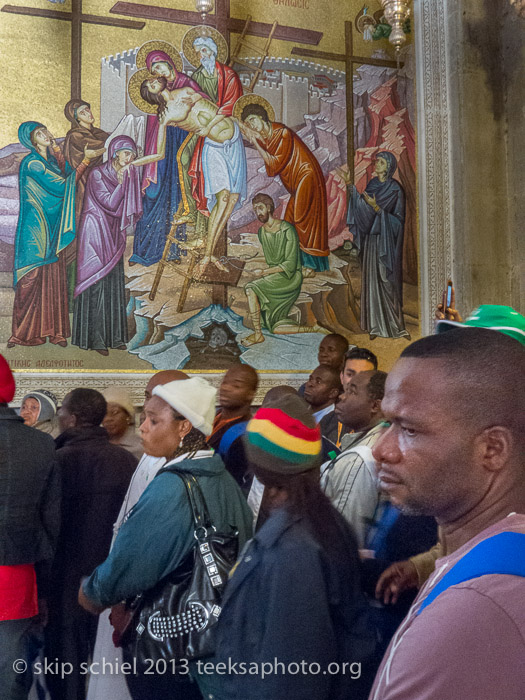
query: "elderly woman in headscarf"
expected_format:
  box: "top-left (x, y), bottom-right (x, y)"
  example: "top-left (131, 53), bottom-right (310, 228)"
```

top-left (102, 386), bottom-right (142, 459)
top-left (72, 135), bottom-right (142, 355)
top-left (346, 150), bottom-right (410, 340)
top-left (79, 376), bottom-right (252, 700)
top-left (7, 122), bottom-right (100, 348)
top-left (20, 389), bottom-right (60, 437)
top-left (129, 51), bottom-right (206, 268)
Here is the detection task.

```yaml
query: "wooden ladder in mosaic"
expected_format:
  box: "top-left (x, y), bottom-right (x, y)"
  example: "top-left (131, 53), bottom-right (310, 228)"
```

top-left (229, 16), bottom-right (278, 93)
top-left (149, 207), bottom-right (191, 302)
top-left (148, 208), bottom-right (245, 313)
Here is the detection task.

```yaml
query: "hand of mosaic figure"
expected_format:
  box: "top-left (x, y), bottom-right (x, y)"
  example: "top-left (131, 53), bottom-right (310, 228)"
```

top-left (239, 121), bottom-right (258, 145)
top-left (84, 145), bottom-right (106, 160)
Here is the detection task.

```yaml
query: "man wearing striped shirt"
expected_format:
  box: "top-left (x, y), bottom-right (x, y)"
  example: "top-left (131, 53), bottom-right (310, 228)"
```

top-left (321, 370), bottom-right (387, 546)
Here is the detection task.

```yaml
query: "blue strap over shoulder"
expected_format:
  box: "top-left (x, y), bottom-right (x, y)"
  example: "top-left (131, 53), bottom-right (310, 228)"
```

top-left (417, 531), bottom-right (525, 616)
top-left (218, 421), bottom-right (248, 458)
top-left (367, 501), bottom-right (401, 560)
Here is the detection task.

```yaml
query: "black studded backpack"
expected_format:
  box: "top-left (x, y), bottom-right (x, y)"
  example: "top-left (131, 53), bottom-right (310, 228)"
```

top-left (120, 468), bottom-right (239, 673)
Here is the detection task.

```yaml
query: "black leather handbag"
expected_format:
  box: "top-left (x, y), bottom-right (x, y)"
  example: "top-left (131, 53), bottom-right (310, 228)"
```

top-left (121, 467), bottom-right (239, 672)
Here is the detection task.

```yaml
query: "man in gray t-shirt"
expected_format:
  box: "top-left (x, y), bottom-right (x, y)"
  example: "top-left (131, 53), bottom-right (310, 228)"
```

top-left (370, 328), bottom-right (525, 700)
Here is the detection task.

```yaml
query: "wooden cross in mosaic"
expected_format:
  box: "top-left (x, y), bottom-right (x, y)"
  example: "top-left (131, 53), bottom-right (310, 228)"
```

top-left (108, 0), bottom-right (322, 48)
top-left (1, 0), bottom-right (145, 99)
top-left (291, 20), bottom-right (403, 184)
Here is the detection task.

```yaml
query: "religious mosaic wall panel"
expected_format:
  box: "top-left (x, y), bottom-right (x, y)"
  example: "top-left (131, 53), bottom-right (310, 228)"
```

top-left (0, 0), bottom-right (419, 380)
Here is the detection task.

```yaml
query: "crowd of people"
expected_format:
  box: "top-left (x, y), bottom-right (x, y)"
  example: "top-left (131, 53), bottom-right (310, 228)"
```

top-left (0, 303), bottom-right (524, 700)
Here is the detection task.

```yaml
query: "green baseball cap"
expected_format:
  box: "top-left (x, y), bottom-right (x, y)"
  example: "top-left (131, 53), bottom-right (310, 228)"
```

top-left (436, 305), bottom-right (525, 346)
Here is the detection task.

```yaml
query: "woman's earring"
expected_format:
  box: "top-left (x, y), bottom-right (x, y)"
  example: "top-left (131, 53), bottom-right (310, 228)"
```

top-left (179, 437), bottom-right (184, 448)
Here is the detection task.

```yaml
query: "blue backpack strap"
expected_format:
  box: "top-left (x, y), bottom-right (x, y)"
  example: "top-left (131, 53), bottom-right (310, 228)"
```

top-left (366, 501), bottom-right (401, 560)
top-left (417, 531), bottom-right (525, 616)
top-left (218, 421), bottom-right (248, 458)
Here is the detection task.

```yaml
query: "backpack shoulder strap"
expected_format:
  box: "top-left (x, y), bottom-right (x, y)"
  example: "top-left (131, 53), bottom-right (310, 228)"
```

top-left (218, 421), bottom-right (248, 458)
top-left (156, 464), bottom-right (212, 530)
top-left (417, 531), bottom-right (525, 616)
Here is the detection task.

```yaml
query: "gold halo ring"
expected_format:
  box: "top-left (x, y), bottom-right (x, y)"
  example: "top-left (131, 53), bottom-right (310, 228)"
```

top-left (233, 93), bottom-right (275, 123)
top-left (182, 25), bottom-right (229, 68)
top-left (356, 13), bottom-right (377, 35)
top-left (136, 40), bottom-right (183, 73)
top-left (128, 69), bottom-right (159, 115)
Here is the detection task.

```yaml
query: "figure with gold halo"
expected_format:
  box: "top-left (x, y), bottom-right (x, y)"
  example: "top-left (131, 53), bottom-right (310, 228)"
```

top-left (182, 27), bottom-right (243, 218)
top-left (237, 94), bottom-right (330, 277)
top-left (129, 41), bottom-right (206, 268)
top-left (128, 71), bottom-right (247, 276)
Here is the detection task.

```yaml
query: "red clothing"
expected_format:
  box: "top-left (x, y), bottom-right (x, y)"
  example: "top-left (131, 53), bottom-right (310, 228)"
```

top-left (261, 123), bottom-right (329, 258)
top-left (207, 410), bottom-right (252, 489)
top-left (214, 62), bottom-right (243, 117)
top-left (8, 155), bottom-right (88, 347)
top-left (0, 564), bottom-right (38, 621)
top-left (189, 62), bottom-right (243, 213)
top-left (9, 253), bottom-right (70, 346)
top-left (207, 409), bottom-right (251, 449)
top-left (370, 514), bottom-right (525, 700)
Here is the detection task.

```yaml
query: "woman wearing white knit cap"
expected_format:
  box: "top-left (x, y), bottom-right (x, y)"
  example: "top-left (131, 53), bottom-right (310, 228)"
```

top-left (102, 386), bottom-right (142, 459)
top-left (79, 376), bottom-right (253, 700)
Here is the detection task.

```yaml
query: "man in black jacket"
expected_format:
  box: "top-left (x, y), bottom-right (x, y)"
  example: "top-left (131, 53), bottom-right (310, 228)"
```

top-left (45, 388), bottom-right (137, 700)
top-left (0, 354), bottom-right (60, 700)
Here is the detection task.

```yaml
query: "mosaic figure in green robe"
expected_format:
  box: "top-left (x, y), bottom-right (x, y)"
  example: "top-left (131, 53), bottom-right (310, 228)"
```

top-left (242, 193), bottom-right (326, 347)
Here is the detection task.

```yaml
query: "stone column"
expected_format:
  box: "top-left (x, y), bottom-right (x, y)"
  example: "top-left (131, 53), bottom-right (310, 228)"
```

top-left (415, 0), bottom-right (524, 331)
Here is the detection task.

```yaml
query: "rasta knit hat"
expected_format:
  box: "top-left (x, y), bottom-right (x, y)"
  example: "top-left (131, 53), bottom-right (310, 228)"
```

top-left (153, 376), bottom-right (216, 437)
top-left (436, 305), bottom-right (525, 346)
top-left (244, 394), bottom-right (322, 474)
top-left (0, 354), bottom-right (15, 404)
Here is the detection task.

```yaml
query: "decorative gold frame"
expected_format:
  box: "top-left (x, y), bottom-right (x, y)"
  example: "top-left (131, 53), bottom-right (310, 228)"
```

top-left (11, 369), bottom-right (307, 406)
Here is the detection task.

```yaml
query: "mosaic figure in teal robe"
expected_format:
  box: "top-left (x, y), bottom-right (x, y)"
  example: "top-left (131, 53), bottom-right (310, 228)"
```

top-left (8, 121), bottom-right (76, 347)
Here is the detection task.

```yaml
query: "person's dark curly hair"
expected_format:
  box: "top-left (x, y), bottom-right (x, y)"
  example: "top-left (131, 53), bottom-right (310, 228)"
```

top-left (64, 388), bottom-right (107, 427)
top-left (168, 409), bottom-right (209, 460)
top-left (253, 465), bottom-right (361, 571)
top-left (252, 192), bottom-right (275, 213)
top-left (366, 370), bottom-right (388, 402)
top-left (241, 103), bottom-right (270, 124)
top-left (344, 346), bottom-right (378, 369)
